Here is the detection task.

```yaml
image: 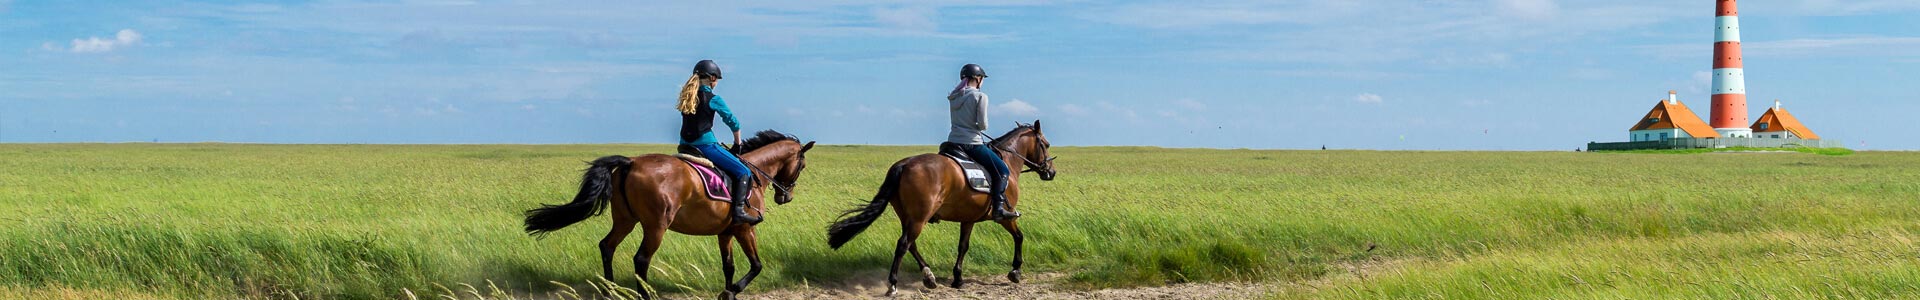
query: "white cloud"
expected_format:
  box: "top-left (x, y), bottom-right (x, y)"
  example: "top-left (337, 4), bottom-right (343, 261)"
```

top-left (336, 97), bottom-right (359, 111)
top-left (872, 6), bottom-right (937, 32)
top-left (1084, 2), bottom-right (1364, 29)
top-left (1747, 37), bottom-right (1920, 57)
top-left (1097, 101), bottom-right (1140, 121)
top-left (1268, 69), bottom-right (1410, 80)
top-left (1642, 37), bottom-right (1920, 59)
top-left (1057, 104), bottom-right (1089, 116)
top-left (521, 104), bottom-right (537, 111)
top-left (1426, 52), bottom-right (1513, 67)
top-left (1498, 0), bottom-right (1560, 20)
top-left (1354, 93), bottom-right (1384, 104)
top-left (887, 108), bottom-right (923, 119)
top-left (1175, 98), bottom-right (1207, 111)
top-left (1092, 2), bottom-right (1690, 65)
top-left (67, 29), bottom-right (144, 53)
top-left (1780, 0), bottom-right (1920, 16)
top-left (1567, 68), bottom-right (1615, 80)
top-left (996, 99), bottom-right (1041, 116)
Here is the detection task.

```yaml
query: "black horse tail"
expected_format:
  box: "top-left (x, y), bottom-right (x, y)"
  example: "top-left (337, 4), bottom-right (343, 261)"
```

top-left (827, 162), bottom-right (907, 249)
top-left (524, 155), bottom-right (631, 238)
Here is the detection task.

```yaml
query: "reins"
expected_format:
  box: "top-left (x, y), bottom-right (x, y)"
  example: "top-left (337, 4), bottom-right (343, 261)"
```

top-left (744, 163), bottom-right (792, 198)
top-left (980, 132), bottom-right (1054, 173)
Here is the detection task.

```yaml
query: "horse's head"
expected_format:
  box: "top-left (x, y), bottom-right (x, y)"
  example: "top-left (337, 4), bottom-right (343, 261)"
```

top-left (769, 140), bottom-right (814, 205)
top-left (996, 120), bottom-right (1057, 181)
top-left (737, 130), bottom-right (814, 205)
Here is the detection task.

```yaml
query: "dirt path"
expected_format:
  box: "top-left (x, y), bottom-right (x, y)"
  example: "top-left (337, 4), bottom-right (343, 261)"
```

top-left (660, 273), bottom-right (1275, 300)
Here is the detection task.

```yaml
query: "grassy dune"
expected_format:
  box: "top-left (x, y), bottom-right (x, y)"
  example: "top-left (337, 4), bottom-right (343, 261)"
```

top-left (2, 144), bottom-right (1917, 299)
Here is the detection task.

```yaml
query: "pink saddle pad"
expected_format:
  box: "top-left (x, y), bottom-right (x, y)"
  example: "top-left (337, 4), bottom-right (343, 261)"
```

top-left (683, 160), bottom-right (731, 201)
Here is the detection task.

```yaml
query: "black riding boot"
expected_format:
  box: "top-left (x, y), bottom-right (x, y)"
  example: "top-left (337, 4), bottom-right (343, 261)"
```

top-left (728, 176), bottom-right (762, 225)
top-left (988, 173), bottom-right (1020, 220)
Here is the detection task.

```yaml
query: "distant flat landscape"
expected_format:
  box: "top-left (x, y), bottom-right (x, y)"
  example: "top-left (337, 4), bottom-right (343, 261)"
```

top-left (2, 144), bottom-right (1917, 299)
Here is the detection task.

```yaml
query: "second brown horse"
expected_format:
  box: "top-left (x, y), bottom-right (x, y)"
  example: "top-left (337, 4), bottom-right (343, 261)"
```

top-left (827, 121), bottom-right (1056, 296)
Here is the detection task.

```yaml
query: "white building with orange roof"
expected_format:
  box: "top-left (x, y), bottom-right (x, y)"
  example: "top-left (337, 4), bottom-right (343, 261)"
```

top-left (1749, 100), bottom-right (1820, 140)
top-left (1629, 91), bottom-right (1719, 142)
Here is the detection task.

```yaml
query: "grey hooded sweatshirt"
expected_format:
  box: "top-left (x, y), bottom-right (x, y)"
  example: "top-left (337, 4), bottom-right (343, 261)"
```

top-left (947, 87), bottom-right (989, 144)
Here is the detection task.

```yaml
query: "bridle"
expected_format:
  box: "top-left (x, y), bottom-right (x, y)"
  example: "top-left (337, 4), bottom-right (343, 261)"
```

top-left (745, 163), bottom-right (792, 197)
top-left (729, 143), bottom-right (797, 200)
top-left (982, 132), bottom-right (1057, 174)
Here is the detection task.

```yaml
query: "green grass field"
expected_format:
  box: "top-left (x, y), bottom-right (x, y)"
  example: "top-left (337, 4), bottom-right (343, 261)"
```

top-left (3, 144), bottom-right (1918, 299)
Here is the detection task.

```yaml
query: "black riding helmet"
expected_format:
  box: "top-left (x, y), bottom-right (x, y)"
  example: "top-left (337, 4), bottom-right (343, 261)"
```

top-left (961, 63), bottom-right (988, 78)
top-left (694, 59), bottom-right (723, 79)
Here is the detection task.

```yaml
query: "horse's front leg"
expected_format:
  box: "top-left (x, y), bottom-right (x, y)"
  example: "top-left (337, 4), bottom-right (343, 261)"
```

top-left (997, 219), bottom-right (1025, 283)
top-left (717, 233), bottom-right (735, 295)
top-left (951, 221), bottom-right (976, 288)
top-left (722, 228), bottom-right (763, 300)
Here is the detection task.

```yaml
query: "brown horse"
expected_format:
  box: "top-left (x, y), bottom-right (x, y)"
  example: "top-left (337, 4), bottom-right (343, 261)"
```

top-left (826, 121), bottom-right (1057, 296)
top-left (523, 130), bottom-right (815, 300)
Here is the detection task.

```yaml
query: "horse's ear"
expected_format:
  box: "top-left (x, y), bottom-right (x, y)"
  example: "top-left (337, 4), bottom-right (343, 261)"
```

top-left (1033, 120), bottom-right (1042, 133)
top-left (801, 141), bottom-right (815, 153)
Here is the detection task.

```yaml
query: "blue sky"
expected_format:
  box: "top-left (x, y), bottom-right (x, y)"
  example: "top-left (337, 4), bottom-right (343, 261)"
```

top-left (2, 1), bottom-right (1917, 150)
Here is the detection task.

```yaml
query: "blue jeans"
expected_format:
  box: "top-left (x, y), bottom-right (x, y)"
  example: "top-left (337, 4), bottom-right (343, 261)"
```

top-left (962, 144), bottom-right (1010, 178)
top-left (692, 143), bottom-right (749, 179)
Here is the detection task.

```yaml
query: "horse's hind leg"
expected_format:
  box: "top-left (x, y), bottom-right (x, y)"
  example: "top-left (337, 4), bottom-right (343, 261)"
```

top-left (950, 221), bottom-right (976, 288)
top-left (887, 221), bottom-right (927, 296)
top-left (632, 223), bottom-right (667, 299)
top-left (997, 219), bottom-right (1025, 283)
top-left (722, 228), bottom-right (763, 300)
top-left (599, 217), bottom-right (637, 288)
top-left (908, 243), bottom-right (937, 289)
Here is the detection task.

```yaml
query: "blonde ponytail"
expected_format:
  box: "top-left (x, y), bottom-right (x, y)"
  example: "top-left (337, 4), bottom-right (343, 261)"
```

top-left (676, 74), bottom-right (702, 114)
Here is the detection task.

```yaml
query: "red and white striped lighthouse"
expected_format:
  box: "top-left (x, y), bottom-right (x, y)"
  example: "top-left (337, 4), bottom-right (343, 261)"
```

top-left (1710, 0), bottom-right (1753, 137)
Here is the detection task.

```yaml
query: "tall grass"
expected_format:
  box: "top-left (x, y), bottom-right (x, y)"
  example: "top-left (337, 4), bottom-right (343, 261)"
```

top-left (2, 144), bottom-right (1916, 299)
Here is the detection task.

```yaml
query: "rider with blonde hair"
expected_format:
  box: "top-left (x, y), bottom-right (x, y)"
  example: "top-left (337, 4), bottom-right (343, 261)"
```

top-left (679, 59), bottom-right (759, 225)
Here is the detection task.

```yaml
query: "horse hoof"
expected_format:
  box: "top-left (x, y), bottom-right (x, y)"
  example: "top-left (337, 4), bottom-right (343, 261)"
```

top-left (885, 286), bottom-right (897, 297)
top-left (950, 278), bottom-right (965, 289)
top-left (1008, 270), bottom-right (1022, 283)
top-left (921, 267), bottom-right (939, 288)
top-left (716, 290), bottom-right (736, 300)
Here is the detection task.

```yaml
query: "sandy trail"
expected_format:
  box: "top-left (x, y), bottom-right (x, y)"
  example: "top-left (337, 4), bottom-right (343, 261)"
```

top-left (656, 273), bottom-right (1274, 300)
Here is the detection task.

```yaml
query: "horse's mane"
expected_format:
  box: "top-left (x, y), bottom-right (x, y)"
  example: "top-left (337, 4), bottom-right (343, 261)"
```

top-left (735, 130), bottom-right (799, 154)
top-left (991, 122), bottom-right (1036, 149)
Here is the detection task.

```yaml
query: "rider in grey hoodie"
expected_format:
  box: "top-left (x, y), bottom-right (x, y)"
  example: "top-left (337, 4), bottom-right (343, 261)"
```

top-left (947, 64), bottom-right (1019, 220)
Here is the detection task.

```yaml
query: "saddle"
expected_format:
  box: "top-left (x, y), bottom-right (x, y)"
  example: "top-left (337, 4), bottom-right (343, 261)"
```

top-left (674, 146), bottom-right (732, 201)
top-left (937, 143), bottom-right (993, 193)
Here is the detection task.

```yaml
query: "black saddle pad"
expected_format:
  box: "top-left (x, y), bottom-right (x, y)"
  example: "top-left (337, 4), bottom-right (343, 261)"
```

top-left (938, 143), bottom-right (992, 192)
